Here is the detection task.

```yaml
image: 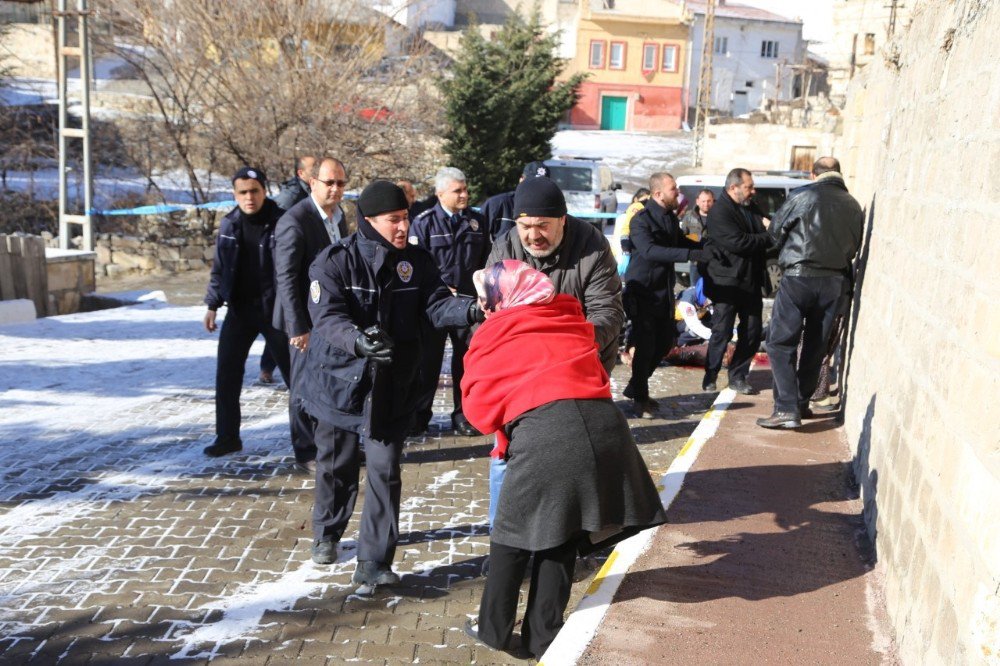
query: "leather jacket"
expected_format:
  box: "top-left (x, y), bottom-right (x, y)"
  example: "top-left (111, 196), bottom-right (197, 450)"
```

top-left (768, 174), bottom-right (864, 277)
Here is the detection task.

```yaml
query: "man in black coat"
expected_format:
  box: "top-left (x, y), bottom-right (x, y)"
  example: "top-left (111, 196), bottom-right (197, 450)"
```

top-left (408, 167), bottom-right (490, 436)
top-left (622, 172), bottom-right (709, 417)
top-left (701, 168), bottom-right (772, 394)
top-left (202, 167), bottom-right (292, 457)
top-left (273, 155), bottom-right (316, 211)
top-left (272, 157), bottom-right (350, 471)
top-left (300, 180), bottom-right (483, 584)
top-left (480, 160), bottom-right (551, 242)
top-left (758, 157), bottom-right (863, 428)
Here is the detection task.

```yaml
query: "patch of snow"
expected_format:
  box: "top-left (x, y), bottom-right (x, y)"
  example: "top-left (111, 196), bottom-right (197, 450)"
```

top-left (551, 130), bottom-right (693, 192)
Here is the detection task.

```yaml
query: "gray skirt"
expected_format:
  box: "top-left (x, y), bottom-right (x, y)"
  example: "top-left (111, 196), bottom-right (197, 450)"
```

top-left (491, 398), bottom-right (667, 552)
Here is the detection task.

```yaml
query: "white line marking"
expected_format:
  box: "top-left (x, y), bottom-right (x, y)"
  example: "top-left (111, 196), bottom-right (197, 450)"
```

top-left (538, 389), bottom-right (736, 666)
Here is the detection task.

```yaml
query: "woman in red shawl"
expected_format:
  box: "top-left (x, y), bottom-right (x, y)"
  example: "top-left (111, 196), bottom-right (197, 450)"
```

top-left (461, 259), bottom-right (667, 659)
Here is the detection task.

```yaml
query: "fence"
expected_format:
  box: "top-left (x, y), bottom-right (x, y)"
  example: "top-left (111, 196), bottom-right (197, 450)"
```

top-left (0, 234), bottom-right (48, 317)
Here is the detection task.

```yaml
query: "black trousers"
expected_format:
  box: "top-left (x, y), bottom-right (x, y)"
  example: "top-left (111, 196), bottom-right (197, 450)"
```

top-left (287, 346), bottom-right (317, 463)
top-left (414, 325), bottom-right (470, 427)
top-left (705, 288), bottom-right (762, 382)
top-left (313, 420), bottom-right (403, 563)
top-left (478, 539), bottom-right (578, 658)
top-left (766, 275), bottom-right (849, 413)
top-left (259, 342), bottom-right (277, 375)
top-left (624, 302), bottom-right (675, 402)
top-left (215, 306), bottom-right (291, 440)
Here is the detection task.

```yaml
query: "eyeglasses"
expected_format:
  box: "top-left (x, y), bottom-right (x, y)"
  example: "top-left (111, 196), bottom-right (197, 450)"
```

top-left (315, 178), bottom-right (347, 188)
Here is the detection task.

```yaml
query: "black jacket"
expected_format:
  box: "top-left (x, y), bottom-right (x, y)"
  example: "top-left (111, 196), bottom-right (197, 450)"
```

top-left (273, 177), bottom-right (310, 212)
top-left (272, 196), bottom-right (348, 337)
top-left (768, 174), bottom-right (863, 277)
top-left (480, 190), bottom-right (516, 241)
top-left (301, 233), bottom-right (473, 441)
top-left (409, 203), bottom-right (490, 298)
top-left (703, 191), bottom-right (771, 294)
top-left (623, 199), bottom-right (702, 310)
top-left (204, 199), bottom-right (282, 314)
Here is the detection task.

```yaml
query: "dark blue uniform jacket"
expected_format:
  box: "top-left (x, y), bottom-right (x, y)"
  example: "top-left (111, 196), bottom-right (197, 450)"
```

top-left (409, 203), bottom-right (490, 297)
top-left (301, 232), bottom-right (472, 441)
top-left (204, 199), bottom-right (282, 314)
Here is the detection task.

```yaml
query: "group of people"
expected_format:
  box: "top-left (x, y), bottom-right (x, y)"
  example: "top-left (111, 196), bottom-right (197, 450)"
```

top-left (199, 151), bottom-right (863, 657)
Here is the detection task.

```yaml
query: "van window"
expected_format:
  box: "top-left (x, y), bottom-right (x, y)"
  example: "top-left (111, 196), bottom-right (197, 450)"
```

top-left (679, 185), bottom-right (790, 218)
top-left (548, 166), bottom-right (593, 192)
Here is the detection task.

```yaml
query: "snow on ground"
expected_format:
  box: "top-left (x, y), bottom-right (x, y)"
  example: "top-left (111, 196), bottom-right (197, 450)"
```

top-left (552, 129), bottom-right (693, 195)
top-left (0, 301), bottom-right (239, 434)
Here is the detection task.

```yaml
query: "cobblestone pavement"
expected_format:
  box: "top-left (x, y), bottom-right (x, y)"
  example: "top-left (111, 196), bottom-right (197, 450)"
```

top-left (0, 310), bottom-right (713, 665)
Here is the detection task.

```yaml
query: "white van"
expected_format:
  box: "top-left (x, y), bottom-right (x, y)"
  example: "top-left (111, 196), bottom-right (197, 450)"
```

top-left (676, 174), bottom-right (811, 296)
top-left (545, 158), bottom-right (621, 230)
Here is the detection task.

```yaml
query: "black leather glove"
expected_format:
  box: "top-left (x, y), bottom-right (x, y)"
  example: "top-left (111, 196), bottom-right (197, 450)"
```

top-left (689, 248), bottom-right (712, 263)
top-left (467, 300), bottom-right (486, 325)
top-left (354, 325), bottom-right (394, 366)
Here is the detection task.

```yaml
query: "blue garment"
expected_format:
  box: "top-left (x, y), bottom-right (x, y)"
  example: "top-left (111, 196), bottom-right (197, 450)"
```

top-left (409, 203), bottom-right (490, 297)
top-left (488, 455), bottom-right (507, 528)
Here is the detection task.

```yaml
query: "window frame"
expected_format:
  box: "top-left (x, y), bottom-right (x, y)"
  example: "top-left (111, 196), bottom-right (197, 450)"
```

top-left (661, 43), bottom-right (679, 73)
top-left (714, 35), bottom-right (728, 55)
top-left (761, 40), bottom-right (779, 59)
top-left (642, 42), bottom-right (658, 72)
top-left (589, 39), bottom-right (607, 69)
top-left (609, 40), bottom-right (627, 70)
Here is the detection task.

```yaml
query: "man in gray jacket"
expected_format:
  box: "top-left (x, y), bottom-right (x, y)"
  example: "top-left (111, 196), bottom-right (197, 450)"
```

top-left (758, 157), bottom-right (863, 429)
top-left (484, 176), bottom-right (624, 526)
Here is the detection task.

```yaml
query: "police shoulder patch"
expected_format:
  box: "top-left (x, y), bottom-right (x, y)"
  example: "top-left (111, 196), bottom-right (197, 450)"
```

top-left (310, 280), bottom-right (321, 303)
top-left (469, 219), bottom-right (479, 231)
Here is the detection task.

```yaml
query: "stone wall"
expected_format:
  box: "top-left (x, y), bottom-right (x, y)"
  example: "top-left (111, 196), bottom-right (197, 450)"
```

top-left (46, 249), bottom-right (95, 315)
top-left (836, 0), bottom-right (999, 663)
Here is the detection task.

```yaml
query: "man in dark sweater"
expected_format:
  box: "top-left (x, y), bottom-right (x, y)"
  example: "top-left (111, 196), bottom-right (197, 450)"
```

top-left (203, 167), bottom-right (292, 457)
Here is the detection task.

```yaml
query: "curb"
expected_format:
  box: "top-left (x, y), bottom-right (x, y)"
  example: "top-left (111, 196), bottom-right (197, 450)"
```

top-left (538, 387), bottom-right (737, 665)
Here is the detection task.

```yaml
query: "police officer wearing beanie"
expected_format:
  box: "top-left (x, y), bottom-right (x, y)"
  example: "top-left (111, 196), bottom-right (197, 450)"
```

top-left (203, 167), bottom-right (293, 458)
top-left (299, 180), bottom-right (483, 586)
top-left (408, 167), bottom-right (490, 436)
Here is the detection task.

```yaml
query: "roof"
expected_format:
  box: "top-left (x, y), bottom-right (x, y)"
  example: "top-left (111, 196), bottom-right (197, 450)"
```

top-left (686, 1), bottom-right (802, 25)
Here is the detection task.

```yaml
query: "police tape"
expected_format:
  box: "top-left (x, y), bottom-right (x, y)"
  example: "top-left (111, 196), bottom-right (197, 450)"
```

top-left (89, 197), bottom-right (621, 220)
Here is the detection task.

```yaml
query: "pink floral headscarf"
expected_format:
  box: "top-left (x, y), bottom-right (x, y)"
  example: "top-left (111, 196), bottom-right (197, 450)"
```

top-left (472, 259), bottom-right (556, 314)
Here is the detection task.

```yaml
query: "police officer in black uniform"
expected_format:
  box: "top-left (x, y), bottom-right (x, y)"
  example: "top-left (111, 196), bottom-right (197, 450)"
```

top-left (480, 161), bottom-right (551, 242)
top-left (203, 167), bottom-right (293, 457)
top-left (300, 180), bottom-right (484, 585)
top-left (408, 167), bottom-right (490, 436)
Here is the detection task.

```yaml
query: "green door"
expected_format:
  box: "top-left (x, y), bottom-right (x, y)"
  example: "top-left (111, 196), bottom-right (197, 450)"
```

top-left (600, 96), bottom-right (627, 131)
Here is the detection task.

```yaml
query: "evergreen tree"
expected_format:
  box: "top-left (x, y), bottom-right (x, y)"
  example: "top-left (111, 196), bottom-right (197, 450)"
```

top-left (439, 8), bottom-right (585, 201)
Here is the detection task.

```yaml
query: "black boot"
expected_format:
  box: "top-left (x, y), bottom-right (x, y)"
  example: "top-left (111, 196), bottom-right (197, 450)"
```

top-left (353, 561), bottom-right (400, 586)
top-left (204, 436), bottom-right (242, 457)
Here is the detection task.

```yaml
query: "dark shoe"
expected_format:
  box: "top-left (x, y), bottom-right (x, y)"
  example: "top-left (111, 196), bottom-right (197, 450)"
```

top-left (631, 398), bottom-right (658, 419)
top-left (353, 561), bottom-right (400, 586)
top-left (408, 422), bottom-right (429, 437)
top-left (204, 436), bottom-right (242, 457)
top-left (756, 412), bottom-right (802, 429)
top-left (702, 378), bottom-right (717, 392)
top-left (296, 460), bottom-right (318, 474)
top-left (480, 555), bottom-right (489, 577)
top-left (311, 538), bottom-right (338, 565)
top-left (258, 370), bottom-right (274, 384)
top-left (452, 415), bottom-right (480, 437)
top-left (729, 378), bottom-right (759, 395)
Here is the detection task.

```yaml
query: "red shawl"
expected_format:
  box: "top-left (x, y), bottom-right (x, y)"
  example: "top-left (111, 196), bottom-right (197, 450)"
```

top-left (460, 293), bottom-right (612, 458)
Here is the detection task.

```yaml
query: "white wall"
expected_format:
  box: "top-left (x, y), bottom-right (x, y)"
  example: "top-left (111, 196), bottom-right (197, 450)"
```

top-left (689, 15), bottom-right (803, 115)
top-left (375, 0), bottom-right (456, 29)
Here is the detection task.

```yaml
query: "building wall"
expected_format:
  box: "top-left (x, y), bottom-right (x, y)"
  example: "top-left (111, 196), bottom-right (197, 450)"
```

top-left (565, 12), bottom-right (688, 130)
top-left (701, 122), bottom-right (836, 173)
top-left (688, 15), bottom-right (803, 115)
top-left (836, 0), bottom-right (1000, 662)
top-left (827, 0), bottom-right (912, 101)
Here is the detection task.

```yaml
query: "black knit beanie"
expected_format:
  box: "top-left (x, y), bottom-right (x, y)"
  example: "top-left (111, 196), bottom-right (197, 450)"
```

top-left (514, 176), bottom-right (567, 218)
top-left (357, 180), bottom-right (409, 218)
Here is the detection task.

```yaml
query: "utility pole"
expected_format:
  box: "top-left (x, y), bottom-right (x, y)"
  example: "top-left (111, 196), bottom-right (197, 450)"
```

top-left (692, 0), bottom-right (716, 168)
top-left (55, 0), bottom-right (94, 251)
top-left (886, 0), bottom-right (902, 38)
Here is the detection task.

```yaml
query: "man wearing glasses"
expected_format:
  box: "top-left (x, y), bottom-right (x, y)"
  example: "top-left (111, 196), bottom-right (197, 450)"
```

top-left (272, 157), bottom-right (350, 475)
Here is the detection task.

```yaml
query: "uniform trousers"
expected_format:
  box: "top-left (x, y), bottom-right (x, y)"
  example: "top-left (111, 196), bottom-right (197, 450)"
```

top-left (215, 306), bottom-right (293, 442)
top-left (704, 288), bottom-right (762, 383)
top-left (766, 275), bottom-right (849, 414)
top-left (287, 347), bottom-right (318, 463)
top-left (623, 298), bottom-right (676, 402)
top-left (312, 420), bottom-right (403, 564)
top-left (478, 539), bottom-right (578, 658)
top-left (414, 325), bottom-right (470, 428)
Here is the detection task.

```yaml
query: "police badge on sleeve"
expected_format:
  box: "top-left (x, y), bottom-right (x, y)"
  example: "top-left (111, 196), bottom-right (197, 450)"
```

top-left (396, 261), bottom-right (413, 283)
top-left (469, 219), bottom-right (479, 231)
top-left (310, 280), bottom-right (321, 303)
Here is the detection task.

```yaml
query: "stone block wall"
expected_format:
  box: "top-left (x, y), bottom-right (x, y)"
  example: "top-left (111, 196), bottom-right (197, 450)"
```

top-left (46, 250), bottom-right (96, 315)
top-left (702, 123), bottom-right (839, 173)
top-left (836, 1), bottom-right (999, 663)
